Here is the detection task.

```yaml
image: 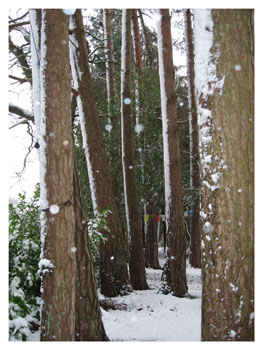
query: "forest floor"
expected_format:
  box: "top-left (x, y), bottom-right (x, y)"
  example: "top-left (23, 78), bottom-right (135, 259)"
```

top-left (101, 249), bottom-right (202, 341)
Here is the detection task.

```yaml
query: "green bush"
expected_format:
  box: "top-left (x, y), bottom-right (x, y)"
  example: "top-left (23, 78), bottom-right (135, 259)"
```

top-left (9, 185), bottom-right (41, 341)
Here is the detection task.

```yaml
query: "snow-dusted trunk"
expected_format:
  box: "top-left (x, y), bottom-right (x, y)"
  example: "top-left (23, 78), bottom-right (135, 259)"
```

top-left (72, 160), bottom-right (108, 341)
top-left (194, 9), bottom-right (254, 340)
top-left (156, 9), bottom-right (188, 297)
top-left (33, 9), bottom-right (76, 340)
top-left (184, 9), bottom-right (201, 268)
top-left (131, 9), bottom-right (144, 125)
top-left (121, 9), bottom-right (148, 290)
top-left (69, 9), bottom-right (130, 297)
top-left (103, 9), bottom-right (117, 123)
top-left (29, 9), bottom-right (41, 141)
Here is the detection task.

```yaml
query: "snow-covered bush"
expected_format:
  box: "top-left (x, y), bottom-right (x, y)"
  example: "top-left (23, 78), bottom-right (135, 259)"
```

top-left (9, 185), bottom-right (41, 341)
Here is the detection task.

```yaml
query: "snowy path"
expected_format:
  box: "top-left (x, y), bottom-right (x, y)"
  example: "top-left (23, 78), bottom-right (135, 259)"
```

top-left (101, 250), bottom-right (202, 341)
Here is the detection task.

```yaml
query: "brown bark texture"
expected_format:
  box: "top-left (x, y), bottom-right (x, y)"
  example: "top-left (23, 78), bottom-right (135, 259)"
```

top-left (158, 9), bottom-right (188, 297)
top-left (198, 9), bottom-right (254, 341)
top-left (185, 9), bottom-right (201, 268)
top-left (70, 10), bottom-right (130, 297)
top-left (39, 9), bottom-right (76, 341)
top-left (104, 9), bottom-right (117, 112)
top-left (73, 161), bottom-right (108, 341)
top-left (144, 198), bottom-right (161, 269)
top-left (121, 9), bottom-right (148, 290)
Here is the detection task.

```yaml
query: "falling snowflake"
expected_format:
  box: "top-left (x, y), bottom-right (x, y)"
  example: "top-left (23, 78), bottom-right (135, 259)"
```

top-left (49, 204), bottom-right (59, 215)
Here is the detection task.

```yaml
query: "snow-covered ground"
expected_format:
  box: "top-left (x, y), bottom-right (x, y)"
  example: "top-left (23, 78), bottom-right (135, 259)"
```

top-left (101, 249), bottom-right (201, 341)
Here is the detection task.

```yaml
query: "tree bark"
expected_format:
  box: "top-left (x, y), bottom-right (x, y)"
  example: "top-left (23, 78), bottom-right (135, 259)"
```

top-left (194, 9), bottom-right (254, 341)
top-left (184, 9), bottom-right (201, 268)
top-left (156, 9), bottom-right (188, 297)
top-left (144, 198), bottom-right (161, 269)
top-left (69, 9), bottom-right (130, 297)
top-left (36, 9), bottom-right (76, 340)
top-left (73, 160), bottom-right (108, 341)
top-left (103, 9), bottom-right (117, 122)
top-left (121, 9), bottom-right (148, 290)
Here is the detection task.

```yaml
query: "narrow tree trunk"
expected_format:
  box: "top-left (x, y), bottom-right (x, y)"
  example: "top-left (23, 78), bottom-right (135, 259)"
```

top-left (184, 9), bottom-right (201, 268)
top-left (121, 9), bottom-right (148, 290)
top-left (103, 9), bottom-right (117, 123)
top-left (194, 9), bottom-right (254, 341)
top-left (138, 9), bottom-right (154, 67)
top-left (144, 198), bottom-right (161, 269)
top-left (156, 9), bottom-right (188, 297)
top-left (35, 9), bottom-right (76, 340)
top-left (69, 9), bottom-right (130, 297)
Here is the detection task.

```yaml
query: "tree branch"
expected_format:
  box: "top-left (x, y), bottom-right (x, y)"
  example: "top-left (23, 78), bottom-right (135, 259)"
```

top-left (9, 103), bottom-right (34, 123)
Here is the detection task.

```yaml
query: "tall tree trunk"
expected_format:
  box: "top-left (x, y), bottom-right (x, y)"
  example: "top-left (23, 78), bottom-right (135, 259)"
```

top-left (73, 160), bottom-right (108, 341)
top-left (35, 9), bottom-right (77, 340)
top-left (121, 9), bottom-right (148, 290)
top-left (30, 9), bottom-right (107, 341)
top-left (144, 197), bottom-right (161, 269)
top-left (69, 9), bottom-right (130, 297)
top-left (103, 9), bottom-right (117, 123)
top-left (184, 9), bottom-right (201, 268)
top-left (156, 9), bottom-right (188, 297)
top-left (194, 9), bottom-right (254, 340)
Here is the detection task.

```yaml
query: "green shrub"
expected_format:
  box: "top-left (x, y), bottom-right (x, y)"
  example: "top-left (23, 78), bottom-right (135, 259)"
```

top-left (9, 185), bottom-right (41, 341)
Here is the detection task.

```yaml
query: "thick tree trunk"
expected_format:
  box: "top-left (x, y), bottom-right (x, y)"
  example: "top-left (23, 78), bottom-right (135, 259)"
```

top-left (144, 198), bottom-right (161, 269)
top-left (36, 10), bottom-right (76, 340)
top-left (156, 9), bottom-right (188, 297)
top-left (184, 9), bottom-right (201, 268)
top-left (73, 160), bottom-right (108, 341)
top-left (69, 9), bottom-right (130, 297)
top-left (121, 9), bottom-right (148, 290)
top-left (194, 9), bottom-right (254, 341)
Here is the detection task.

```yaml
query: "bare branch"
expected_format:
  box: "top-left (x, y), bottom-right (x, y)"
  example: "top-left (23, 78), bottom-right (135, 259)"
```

top-left (9, 103), bottom-right (34, 123)
top-left (9, 74), bottom-right (32, 84)
top-left (9, 21), bottom-right (30, 30)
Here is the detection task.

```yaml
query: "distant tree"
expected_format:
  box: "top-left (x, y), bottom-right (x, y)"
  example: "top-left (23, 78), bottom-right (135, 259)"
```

top-left (103, 9), bottom-right (117, 122)
top-left (144, 196), bottom-right (161, 269)
top-left (69, 9), bottom-right (130, 297)
top-left (121, 9), bottom-right (148, 290)
top-left (184, 9), bottom-right (201, 268)
top-left (156, 9), bottom-right (188, 297)
top-left (194, 9), bottom-right (254, 340)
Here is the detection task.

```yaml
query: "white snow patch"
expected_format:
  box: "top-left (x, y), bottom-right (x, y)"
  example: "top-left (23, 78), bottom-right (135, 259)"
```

top-left (102, 252), bottom-right (201, 341)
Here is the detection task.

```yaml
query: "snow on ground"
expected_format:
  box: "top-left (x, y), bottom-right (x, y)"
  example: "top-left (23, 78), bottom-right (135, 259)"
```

top-left (101, 249), bottom-right (201, 341)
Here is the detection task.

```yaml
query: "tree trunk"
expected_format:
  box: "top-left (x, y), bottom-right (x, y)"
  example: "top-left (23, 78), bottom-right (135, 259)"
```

top-left (138, 9), bottom-right (154, 67)
top-left (121, 9), bottom-right (148, 290)
top-left (184, 9), bottom-right (201, 268)
top-left (144, 198), bottom-right (161, 269)
top-left (73, 160), bottom-right (108, 341)
top-left (35, 9), bottom-right (77, 340)
top-left (103, 9), bottom-right (117, 122)
top-left (69, 9), bottom-right (130, 297)
top-left (156, 9), bottom-right (188, 297)
top-left (194, 9), bottom-right (254, 341)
